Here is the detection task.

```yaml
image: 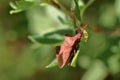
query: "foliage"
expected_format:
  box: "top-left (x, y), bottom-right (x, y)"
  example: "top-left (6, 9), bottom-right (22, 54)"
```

top-left (10, 0), bottom-right (91, 68)
top-left (0, 0), bottom-right (120, 80)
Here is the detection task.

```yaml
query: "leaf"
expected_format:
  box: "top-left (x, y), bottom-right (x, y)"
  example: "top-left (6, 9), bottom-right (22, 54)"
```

top-left (10, 9), bottom-right (22, 14)
top-left (10, 0), bottom-right (34, 14)
top-left (28, 35), bottom-right (62, 44)
top-left (29, 29), bottom-right (73, 45)
top-left (44, 29), bottom-right (73, 37)
top-left (80, 0), bottom-right (95, 17)
top-left (9, 2), bottom-right (18, 9)
top-left (72, 15), bottom-right (78, 28)
top-left (85, 0), bottom-right (95, 9)
top-left (74, 0), bottom-right (81, 21)
top-left (46, 59), bottom-right (58, 68)
top-left (70, 50), bottom-right (80, 67)
top-left (56, 33), bottom-right (82, 68)
top-left (58, 16), bottom-right (66, 24)
top-left (56, 24), bottom-right (88, 68)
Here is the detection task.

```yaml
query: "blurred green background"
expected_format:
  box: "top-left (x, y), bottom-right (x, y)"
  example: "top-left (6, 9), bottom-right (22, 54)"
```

top-left (0, 0), bottom-right (120, 80)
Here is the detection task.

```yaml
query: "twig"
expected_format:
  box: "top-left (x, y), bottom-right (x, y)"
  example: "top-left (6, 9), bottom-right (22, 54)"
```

top-left (49, 0), bottom-right (72, 18)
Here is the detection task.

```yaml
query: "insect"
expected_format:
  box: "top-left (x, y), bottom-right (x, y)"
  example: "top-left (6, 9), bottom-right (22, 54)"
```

top-left (56, 24), bottom-right (88, 68)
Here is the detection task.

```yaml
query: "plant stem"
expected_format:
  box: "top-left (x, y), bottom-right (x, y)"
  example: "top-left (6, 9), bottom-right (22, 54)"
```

top-left (49, 0), bottom-right (72, 18)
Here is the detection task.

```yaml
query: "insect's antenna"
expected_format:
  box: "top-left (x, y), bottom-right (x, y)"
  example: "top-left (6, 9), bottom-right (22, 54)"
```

top-left (75, 24), bottom-right (81, 34)
top-left (81, 24), bottom-right (88, 32)
top-left (72, 12), bottom-right (78, 23)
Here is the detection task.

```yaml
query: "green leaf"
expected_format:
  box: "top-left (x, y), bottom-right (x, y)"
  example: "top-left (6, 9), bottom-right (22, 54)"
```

top-left (74, 0), bottom-right (81, 22)
top-left (10, 0), bottom-right (34, 14)
top-left (46, 59), bottom-right (58, 68)
top-left (28, 35), bottom-right (62, 45)
top-left (85, 0), bottom-right (95, 9)
top-left (44, 29), bottom-right (73, 37)
top-left (80, 0), bottom-right (95, 17)
top-left (29, 29), bottom-right (74, 45)
top-left (9, 2), bottom-right (18, 9)
top-left (73, 18), bottom-right (78, 28)
top-left (58, 16), bottom-right (66, 24)
top-left (71, 50), bottom-right (80, 67)
top-left (10, 9), bottom-right (22, 14)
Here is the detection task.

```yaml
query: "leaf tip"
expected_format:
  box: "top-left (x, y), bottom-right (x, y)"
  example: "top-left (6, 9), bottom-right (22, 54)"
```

top-left (9, 9), bottom-right (22, 14)
top-left (45, 59), bottom-right (58, 68)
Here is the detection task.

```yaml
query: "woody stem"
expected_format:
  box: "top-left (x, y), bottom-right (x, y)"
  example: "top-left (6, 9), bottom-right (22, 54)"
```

top-left (49, 0), bottom-right (72, 18)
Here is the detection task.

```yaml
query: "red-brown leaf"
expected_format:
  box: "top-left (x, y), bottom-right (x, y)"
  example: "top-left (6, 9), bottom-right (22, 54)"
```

top-left (56, 33), bottom-right (82, 68)
top-left (56, 24), bottom-right (88, 68)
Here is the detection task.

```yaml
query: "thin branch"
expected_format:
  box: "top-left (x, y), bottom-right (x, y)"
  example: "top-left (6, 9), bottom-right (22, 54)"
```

top-left (49, 0), bottom-right (72, 18)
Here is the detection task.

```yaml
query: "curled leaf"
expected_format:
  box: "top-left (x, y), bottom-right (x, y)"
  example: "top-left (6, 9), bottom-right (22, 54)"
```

top-left (46, 59), bottom-right (57, 68)
top-left (56, 33), bottom-right (82, 68)
top-left (56, 24), bottom-right (88, 68)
